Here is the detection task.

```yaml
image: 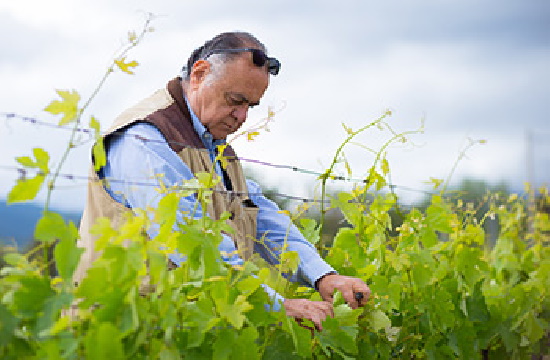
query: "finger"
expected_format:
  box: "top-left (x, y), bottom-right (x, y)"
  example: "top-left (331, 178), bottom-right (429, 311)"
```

top-left (364, 286), bottom-right (372, 301)
top-left (342, 287), bottom-right (359, 309)
top-left (355, 284), bottom-right (372, 305)
top-left (355, 292), bottom-right (364, 305)
top-left (316, 301), bottom-right (334, 319)
top-left (324, 301), bottom-right (335, 318)
top-left (319, 289), bottom-right (334, 303)
top-left (315, 308), bottom-right (331, 331)
top-left (312, 314), bottom-right (323, 332)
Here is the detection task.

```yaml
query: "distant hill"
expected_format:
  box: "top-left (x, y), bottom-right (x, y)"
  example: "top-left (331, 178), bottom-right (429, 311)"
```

top-left (0, 200), bottom-right (81, 251)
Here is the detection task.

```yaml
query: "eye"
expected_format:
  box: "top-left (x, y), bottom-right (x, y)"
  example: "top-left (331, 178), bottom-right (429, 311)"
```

top-left (225, 93), bottom-right (249, 107)
top-left (229, 97), bottom-right (244, 106)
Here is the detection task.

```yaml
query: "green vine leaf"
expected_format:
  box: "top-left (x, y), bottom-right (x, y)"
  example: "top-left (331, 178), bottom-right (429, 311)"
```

top-left (15, 147), bottom-right (50, 172)
top-left (85, 322), bottom-right (125, 359)
top-left (342, 123), bottom-right (354, 135)
top-left (0, 304), bottom-right (18, 347)
top-left (89, 116), bottom-right (106, 171)
top-left (15, 156), bottom-right (35, 168)
top-left (12, 276), bottom-right (55, 318)
top-left (53, 222), bottom-right (83, 282)
top-left (92, 140), bottom-right (106, 171)
top-left (427, 177), bottom-right (444, 189)
top-left (381, 157), bottom-right (390, 176)
top-left (365, 308), bottom-right (391, 332)
top-left (34, 211), bottom-right (73, 244)
top-left (7, 173), bottom-right (45, 203)
top-left (114, 56), bottom-right (139, 74)
top-left (44, 89), bottom-right (81, 126)
top-left (298, 218), bottom-right (320, 245)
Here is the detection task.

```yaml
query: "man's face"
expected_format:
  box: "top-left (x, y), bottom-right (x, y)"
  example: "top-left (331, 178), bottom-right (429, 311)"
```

top-left (187, 54), bottom-right (270, 140)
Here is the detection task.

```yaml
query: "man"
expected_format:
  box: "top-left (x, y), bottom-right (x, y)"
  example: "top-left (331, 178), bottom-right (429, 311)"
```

top-left (76, 31), bottom-right (370, 330)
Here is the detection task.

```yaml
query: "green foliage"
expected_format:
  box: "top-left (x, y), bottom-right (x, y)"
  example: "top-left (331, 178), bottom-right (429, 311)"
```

top-left (2, 156), bottom-right (548, 359)
top-left (44, 89), bottom-right (81, 126)
top-left (8, 148), bottom-right (50, 203)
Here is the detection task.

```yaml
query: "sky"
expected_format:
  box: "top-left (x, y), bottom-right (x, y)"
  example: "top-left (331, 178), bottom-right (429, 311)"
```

top-left (0, 0), bottom-right (549, 212)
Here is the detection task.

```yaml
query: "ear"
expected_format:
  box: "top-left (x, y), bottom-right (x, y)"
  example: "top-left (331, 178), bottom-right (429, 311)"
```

top-left (189, 60), bottom-right (210, 89)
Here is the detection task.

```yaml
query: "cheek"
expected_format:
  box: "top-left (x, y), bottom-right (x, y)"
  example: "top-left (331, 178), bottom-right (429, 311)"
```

top-left (203, 94), bottom-right (228, 118)
top-left (203, 106), bottom-right (233, 127)
top-left (199, 100), bottom-right (220, 121)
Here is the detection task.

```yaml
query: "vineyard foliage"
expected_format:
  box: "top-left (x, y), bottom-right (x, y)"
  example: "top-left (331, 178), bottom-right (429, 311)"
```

top-left (1, 19), bottom-right (549, 359)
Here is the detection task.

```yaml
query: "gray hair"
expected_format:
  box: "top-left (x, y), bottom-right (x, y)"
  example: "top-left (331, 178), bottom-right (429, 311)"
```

top-left (181, 31), bottom-right (266, 81)
top-left (199, 53), bottom-right (227, 87)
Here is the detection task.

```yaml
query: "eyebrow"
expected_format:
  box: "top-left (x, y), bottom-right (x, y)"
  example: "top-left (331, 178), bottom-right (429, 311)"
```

top-left (227, 92), bottom-right (260, 107)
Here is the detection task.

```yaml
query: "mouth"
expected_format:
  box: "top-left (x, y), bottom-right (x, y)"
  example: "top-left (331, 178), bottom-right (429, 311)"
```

top-left (223, 122), bottom-right (236, 132)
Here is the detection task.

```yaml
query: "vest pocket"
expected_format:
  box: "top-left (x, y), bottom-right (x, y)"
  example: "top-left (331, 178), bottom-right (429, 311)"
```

top-left (240, 199), bottom-right (259, 240)
top-left (227, 198), bottom-right (258, 260)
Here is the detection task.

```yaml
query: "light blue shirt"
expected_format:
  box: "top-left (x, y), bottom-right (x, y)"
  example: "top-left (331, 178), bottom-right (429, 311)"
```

top-left (99, 104), bottom-right (335, 310)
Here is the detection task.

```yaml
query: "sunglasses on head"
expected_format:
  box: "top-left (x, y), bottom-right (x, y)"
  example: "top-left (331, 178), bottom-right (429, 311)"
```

top-left (202, 48), bottom-right (281, 76)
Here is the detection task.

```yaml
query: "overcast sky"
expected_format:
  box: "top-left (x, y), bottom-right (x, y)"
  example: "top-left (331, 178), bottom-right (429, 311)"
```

top-left (1, 0), bottom-right (549, 212)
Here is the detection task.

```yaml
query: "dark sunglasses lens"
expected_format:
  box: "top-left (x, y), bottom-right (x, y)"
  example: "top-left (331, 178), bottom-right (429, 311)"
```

top-left (267, 58), bottom-right (280, 75)
top-left (251, 49), bottom-right (267, 66)
top-left (250, 49), bottom-right (280, 75)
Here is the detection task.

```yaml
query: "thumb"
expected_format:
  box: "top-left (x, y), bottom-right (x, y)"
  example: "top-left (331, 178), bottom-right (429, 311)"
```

top-left (316, 273), bottom-right (337, 301)
top-left (320, 288), bottom-right (335, 303)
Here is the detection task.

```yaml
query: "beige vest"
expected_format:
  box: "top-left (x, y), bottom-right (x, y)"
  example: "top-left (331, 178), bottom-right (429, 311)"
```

top-left (74, 78), bottom-right (258, 284)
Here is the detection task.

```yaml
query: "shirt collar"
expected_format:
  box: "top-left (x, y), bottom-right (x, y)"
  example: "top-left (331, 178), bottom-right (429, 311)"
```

top-left (184, 96), bottom-right (226, 151)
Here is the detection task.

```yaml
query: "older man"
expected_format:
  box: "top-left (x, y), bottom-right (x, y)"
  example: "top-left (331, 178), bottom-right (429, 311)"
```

top-left (76, 31), bottom-right (370, 330)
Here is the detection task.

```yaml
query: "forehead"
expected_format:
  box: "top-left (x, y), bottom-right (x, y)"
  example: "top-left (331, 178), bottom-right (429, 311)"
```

top-left (215, 56), bottom-right (269, 102)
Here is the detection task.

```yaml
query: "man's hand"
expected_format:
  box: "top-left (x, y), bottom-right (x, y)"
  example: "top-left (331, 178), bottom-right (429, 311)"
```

top-left (283, 299), bottom-right (334, 331)
top-left (317, 274), bottom-right (371, 309)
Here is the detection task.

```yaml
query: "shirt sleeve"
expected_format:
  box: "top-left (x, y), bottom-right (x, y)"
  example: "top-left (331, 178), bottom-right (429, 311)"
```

top-left (246, 179), bottom-right (337, 288)
top-left (100, 122), bottom-right (284, 310)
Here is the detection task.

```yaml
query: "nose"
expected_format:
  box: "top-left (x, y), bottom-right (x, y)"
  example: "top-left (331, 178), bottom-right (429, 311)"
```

top-left (232, 106), bottom-right (249, 124)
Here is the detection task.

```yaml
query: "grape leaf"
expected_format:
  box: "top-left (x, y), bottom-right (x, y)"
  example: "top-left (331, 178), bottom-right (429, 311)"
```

top-left (35, 211), bottom-right (70, 244)
top-left (85, 322), bottom-right (124, 359)
top-left (366, 309), bottom-right (391, 332)
top-left (114, 56), bottom-right (139, 74)
top-left (44, 89), bottom-right (80, 126)
top-left (54, 223), bottom-right (84, 281)
top-left (14, 147), bottom-right (49, 172)
top-left (0, 304), bottom-right (18, 347)
top-left (246, 131), bottom-right (260, 141)
top-left (7, 173), bottom-right (45, 203)
top-left (298, 218), bottom-right (320, 245)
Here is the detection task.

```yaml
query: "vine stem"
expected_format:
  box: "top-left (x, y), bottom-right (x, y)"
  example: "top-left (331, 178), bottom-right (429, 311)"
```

top-left (317, 112), bottom-right (390, 251)
top-left (41, 13), bottom-right (155, 274)
top-left (317, 112), bottom-right (425, 252)
top-left (357, 124), bottom-right (424, 204)
top-left (440, 138), bottom-right (485, 196)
